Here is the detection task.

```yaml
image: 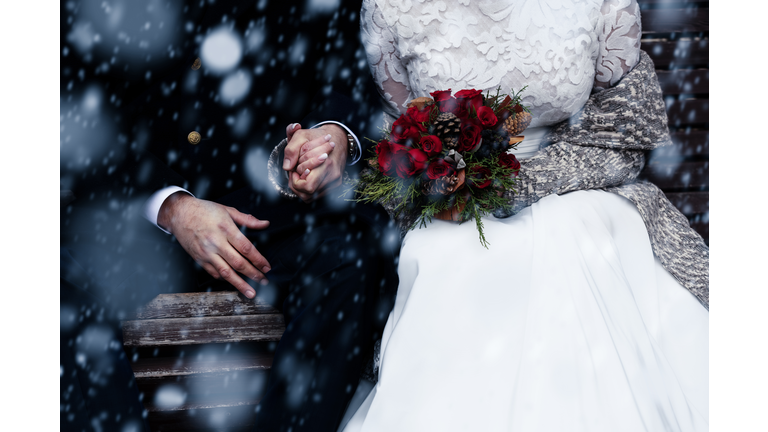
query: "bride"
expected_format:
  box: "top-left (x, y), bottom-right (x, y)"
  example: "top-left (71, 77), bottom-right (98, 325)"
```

top-left (285, 0), bottom-right (708, 430)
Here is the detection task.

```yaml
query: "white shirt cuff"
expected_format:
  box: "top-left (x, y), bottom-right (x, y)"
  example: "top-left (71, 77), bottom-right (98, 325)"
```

top-left (143, 186), bottom-right (194, 234)
top-left (311, 121), bottom-right (362, 165)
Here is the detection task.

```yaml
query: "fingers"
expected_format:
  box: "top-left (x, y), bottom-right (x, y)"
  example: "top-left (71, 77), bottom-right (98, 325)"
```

top-left (296, 141), bottom-right (336, 175)
top-left (209, 253), bottom-right (259, 299)
top-left (225, 207), bottom-right (270, 230)
top-left (285, 123), bottom-right (301, 142)
top-left (283, 131), bottom-right (303, 171)
top-left (283, 130), bottom-right (333, 171)
top-left (299, 134), bottom-right (333, 157)
top-left (223, 207), bottom-right (272, 288)
top-left (289, 171), bottom-right (315, 203)
top-left (227, 230), bottom-right (272, 281)
top-left (290, 167), bottom-right (333, 203)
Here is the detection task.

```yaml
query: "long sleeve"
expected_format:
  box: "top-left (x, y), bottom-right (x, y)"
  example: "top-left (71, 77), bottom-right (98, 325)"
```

top-left (594, 0), bottom-right (642, 91)
top-left (361, 0), bottom-right (412, 124)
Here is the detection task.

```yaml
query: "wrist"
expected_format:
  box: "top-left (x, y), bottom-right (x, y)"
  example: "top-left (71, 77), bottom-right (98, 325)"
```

top-left (158, 192), bottom-right (193, 233)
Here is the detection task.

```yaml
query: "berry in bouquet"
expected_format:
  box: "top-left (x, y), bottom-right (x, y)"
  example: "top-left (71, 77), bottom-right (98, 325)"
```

top-left (350, 87), bottom-right (532, 247)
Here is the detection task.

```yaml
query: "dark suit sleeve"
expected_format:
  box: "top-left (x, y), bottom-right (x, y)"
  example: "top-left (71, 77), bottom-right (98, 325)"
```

top-left (299, 80), bottom-right (383, 175)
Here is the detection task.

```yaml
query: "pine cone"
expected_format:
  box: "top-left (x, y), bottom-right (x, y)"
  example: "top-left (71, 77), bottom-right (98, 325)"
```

top-left (425, 169), bottom-right (466, 195)
top-left (443, 135), bottom-right (459, 150)
top-left (434, 112), bottom-right (461, 140)
top-left (503, 111), bottom-right (532, 136)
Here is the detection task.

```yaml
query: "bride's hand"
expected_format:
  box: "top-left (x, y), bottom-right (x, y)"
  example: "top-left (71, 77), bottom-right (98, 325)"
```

top-left (286, 124), bottom-right (348, 202)
top-left (282, 124), bottom-right (337, 175)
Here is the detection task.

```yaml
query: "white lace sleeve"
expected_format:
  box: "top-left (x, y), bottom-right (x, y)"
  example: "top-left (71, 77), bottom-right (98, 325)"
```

top-left (594, 0), bottom-right (642, 91)
top-left (361, 0), bottom-right (412, 123)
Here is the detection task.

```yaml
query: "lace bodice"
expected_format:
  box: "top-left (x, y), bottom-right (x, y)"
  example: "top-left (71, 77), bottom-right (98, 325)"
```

top-left (361, 0), bottom-right (641, 127)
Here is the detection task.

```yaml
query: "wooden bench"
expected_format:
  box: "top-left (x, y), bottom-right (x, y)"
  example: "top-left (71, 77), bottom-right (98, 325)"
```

top-left (122, 291), bottom-right (281, 431)
top-left (122, 1), bottom-right (708, 430)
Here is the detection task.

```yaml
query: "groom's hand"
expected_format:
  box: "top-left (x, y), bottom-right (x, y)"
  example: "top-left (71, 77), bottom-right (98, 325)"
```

top-left (158, 192), bottom-right (271, 299)
top-left (283, 124), bottom-right (348, 202)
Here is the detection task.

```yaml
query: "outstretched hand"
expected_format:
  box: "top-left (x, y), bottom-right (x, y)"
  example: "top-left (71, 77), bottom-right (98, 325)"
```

top-left (158, 192), bottom-right (271, 299)
top-left (282, 123), bottom-right (348, 202)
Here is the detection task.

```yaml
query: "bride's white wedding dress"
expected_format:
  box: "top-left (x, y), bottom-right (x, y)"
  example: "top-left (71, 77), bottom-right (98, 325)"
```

top-left (340, 1), bottom-right (708, 431)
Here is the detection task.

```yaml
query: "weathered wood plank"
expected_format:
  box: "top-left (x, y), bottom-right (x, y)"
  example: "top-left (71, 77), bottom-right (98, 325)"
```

top-left (650, 130), bottom-right (708, 159)
top-left (639, 160), bottom-right (708, 190)
top-left (122, 314), bottom-right (286, 346)
top-left (665, 191), bottom-right (708, 215)
top-left (641, 8), bottom-right (708, 34)
top-left (656, 69), bottom-right (708, 94)
top-left (136, 292), bottom-right (279, 319)
top-left (689, 220), bottom-right (708, 243)
top-left (146, 400), bottom-right (257, 431)
top-left (132, 353), bottom-right (273, 378)
top-left (665, 99), bottom-right (708, 127)
top-left (136, 369), bottom-right (269, 406)
top-left (642, 39), bottom-right (708, 68)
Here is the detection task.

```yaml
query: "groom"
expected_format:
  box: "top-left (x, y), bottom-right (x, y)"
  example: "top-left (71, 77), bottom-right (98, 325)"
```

top-left (151, 90), bottom-right (397, 432)
top-left (60, 0), bottom-right (396, 431)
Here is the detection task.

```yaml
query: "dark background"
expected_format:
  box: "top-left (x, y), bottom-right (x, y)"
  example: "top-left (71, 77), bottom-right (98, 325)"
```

top-left (60, 0), bottom-right (380, 210)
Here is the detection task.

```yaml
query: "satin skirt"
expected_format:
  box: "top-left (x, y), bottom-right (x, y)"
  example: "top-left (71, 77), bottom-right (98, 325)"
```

top-left (339, 190), bottom-right (708, 432)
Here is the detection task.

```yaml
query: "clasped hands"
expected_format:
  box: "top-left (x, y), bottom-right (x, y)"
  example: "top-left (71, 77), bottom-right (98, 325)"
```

top-left (157, 123), bottom-right (348, 299)
top-left (282, 123), bottom-right (349, 202)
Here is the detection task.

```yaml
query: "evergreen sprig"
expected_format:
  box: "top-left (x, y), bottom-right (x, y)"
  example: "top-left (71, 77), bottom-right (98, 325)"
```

top-left (348, 87), bottom-right (528, 248)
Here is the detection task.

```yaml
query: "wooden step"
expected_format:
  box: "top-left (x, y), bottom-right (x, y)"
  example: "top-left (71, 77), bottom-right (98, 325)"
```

top-left (132, 352), bottom-right (274, 379)
top-left (146, 399), bottom-right (259, 431)
top-left (123, 314), bottom-right (286, 346)
top-left (132, 351), bottom-right (273, 399)
top-left (135, 291), bottom-right (279, 319)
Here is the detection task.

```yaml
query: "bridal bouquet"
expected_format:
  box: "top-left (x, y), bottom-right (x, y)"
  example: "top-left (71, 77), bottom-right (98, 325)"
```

top-left (351, 87), bottom-right (532, 247)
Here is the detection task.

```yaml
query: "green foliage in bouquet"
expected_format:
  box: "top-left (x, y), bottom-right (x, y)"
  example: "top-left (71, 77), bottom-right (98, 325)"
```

top-left (346, 87), bottom-right (531, 248)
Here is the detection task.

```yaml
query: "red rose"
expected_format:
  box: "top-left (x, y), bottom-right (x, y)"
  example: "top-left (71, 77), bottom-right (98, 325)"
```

top-left (376, 140), bottom-right (406, 176)
top-left (426, 158), bottom-right (454, 180)
top-left (408, 148), bottom-right (430, 174)
top-left (452, 100), bottom-right (469, 120)
top-left (454, 89), bottom-right (484, 113)
top-left (439, 97), bottom-right (459, 114)
top-left (393, 148), bottom-right (429, 179)
top-left (392, 115), bottom-right (425, 143)
top-left (420, 135), bottom-right (443, 155)
top-left (476, 106), bottom-right (498, 128)
top-left (407, 106), bottom-right (431, 123)
top-left (468, 165), bottom-right (492, 189)
top-left (430, 89), bottom-right (452, 103)
top-left (498, 152), bottom-right (521, 176)
top-left (457, 122), bottom-right (482, 152)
